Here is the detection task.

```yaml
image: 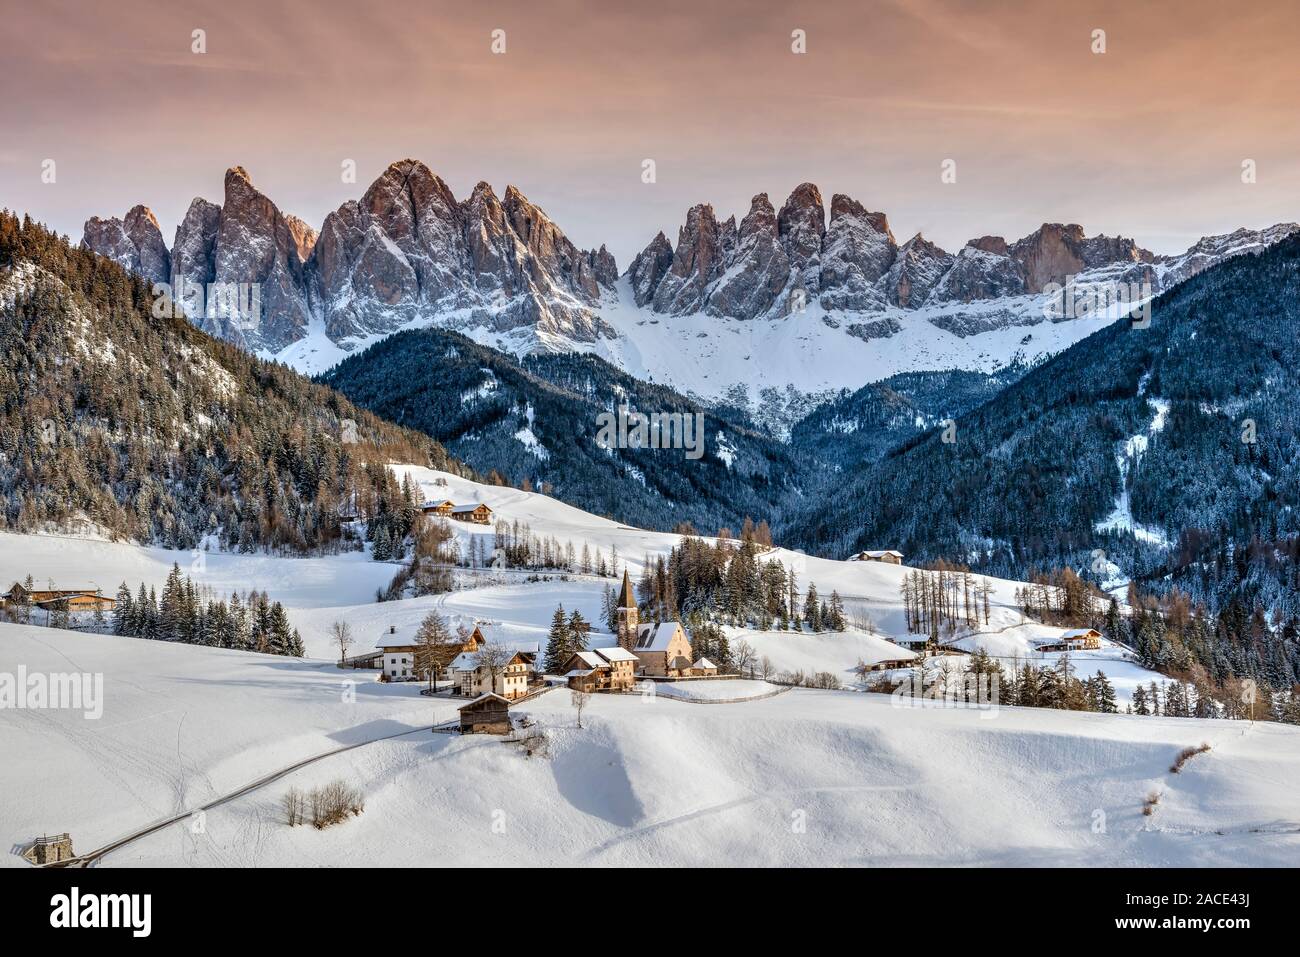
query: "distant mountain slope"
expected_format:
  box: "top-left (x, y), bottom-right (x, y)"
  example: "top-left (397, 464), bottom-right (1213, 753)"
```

top-left (81, 161), bottom-right (1297, 405)
top-left (788, 366), bottom-right (1028, 478)
top-left (0, 211), bottom-right (462, 552)
top-left (318, 328), bottom-right (796, 533)
top-left (786, 234), bottom-right (1300, 616)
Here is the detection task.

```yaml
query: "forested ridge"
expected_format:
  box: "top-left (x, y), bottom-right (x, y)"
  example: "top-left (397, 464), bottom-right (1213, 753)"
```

top-left (320, 327), bottom-right (796, 534)
top-left (787, 235), bottom-right (1300, 618)
top-left (0, 211), bottom-right (465, 554)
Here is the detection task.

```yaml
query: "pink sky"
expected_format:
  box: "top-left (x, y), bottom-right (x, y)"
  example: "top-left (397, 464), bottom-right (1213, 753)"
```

top-left (2, 0), bottom-right (1298, 266)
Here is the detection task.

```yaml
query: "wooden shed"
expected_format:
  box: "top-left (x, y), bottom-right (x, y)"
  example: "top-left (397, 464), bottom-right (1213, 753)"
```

top-left (855, 550), bottom-right (904, 565)
top-left (458, 693), bottom-right (512, 735)
top-left (450, 502), bottom-right (493, 525)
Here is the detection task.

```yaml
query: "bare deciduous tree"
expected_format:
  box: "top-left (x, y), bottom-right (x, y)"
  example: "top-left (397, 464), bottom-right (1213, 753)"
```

top-left (414, 610), bottom-right (459, 692)
top-left (474, 641), bottom-right (512, 696)
top-left (731, 638), bottom-right (757, 677)
top-left (570, 689), bottom-right (591, 729)
top-left (331, 619), bottom-right (353, 664)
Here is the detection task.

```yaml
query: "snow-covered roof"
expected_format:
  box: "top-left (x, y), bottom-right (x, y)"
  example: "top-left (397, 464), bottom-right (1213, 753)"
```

top-left (858, 550), bottom-right (903, 559)
top-left (569, 650), bottom-right (606, 670)
top-left (564, 668), bottom-right (595, 678)
top-left (457, 692), bottom-right (510, 710)
top-left (451, 502), bottom-right (491, 512)
top-left (449, 651), bottom-right (479, 671)
top-left (593, 646), bottom-right (637, 663)
top-left (375, 626), bottom-right (419, 649)
top-left (1060, 628), bottom-right (1101, 639)
top-left (692, 657), bottom-right (717, 669)
top-left (635, 622), bottom-right (683, 651)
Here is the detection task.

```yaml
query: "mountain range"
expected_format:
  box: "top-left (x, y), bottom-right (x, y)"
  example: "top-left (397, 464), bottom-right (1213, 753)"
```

top-left (81, 160), bottom-right (1298, 408)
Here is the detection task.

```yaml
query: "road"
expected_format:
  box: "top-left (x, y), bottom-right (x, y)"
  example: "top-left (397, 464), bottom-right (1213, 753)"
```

top-left (45, 709), bottom-right (460, 868)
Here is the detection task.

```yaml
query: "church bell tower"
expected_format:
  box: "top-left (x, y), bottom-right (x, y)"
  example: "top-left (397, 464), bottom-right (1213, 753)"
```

top-left (616, 569), bottom-right (639, 651)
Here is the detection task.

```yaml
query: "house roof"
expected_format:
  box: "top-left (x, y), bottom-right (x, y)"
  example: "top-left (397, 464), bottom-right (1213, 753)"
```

top-left (617, 569), bottom-right (636, 609)
top-left (458, 693), bottom-right (511, 711)
top-left (564, 668), bottom-right (596, 678)
top-left (635, 622), bottom-right (683, 651)
top-left (568, 650), bottom-right (608, 670)
top-left (451, 502), bottom-right (491, 512)
top-left (692, 657), bottom-right (717, 669)
top-left (1060, 628), bottom-right (1101, 639)
top-left (374, 625), bottom-right (420, 649)
top-left (449, 651), bottom-right (479, 671)
top-left (593, 646), bottom-right (638, 663)
top-left (421, 498), bottom-right (454, 509)
top-left (859, 550), bottom-right (903, 559)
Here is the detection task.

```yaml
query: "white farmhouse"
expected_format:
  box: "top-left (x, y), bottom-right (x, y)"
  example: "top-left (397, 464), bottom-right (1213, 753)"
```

top-left (375, 624), bottom-right (421, 681)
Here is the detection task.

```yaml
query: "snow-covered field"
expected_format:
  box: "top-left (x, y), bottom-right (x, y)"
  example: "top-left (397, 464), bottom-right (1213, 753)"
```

top-left (0, 467), bottom-right (1162, 689)
top-left (4, 466), bottom-right (1257, 868)
top-left (4, 622), bottom-right (1296, 868)
top-left (655, 679), bottom-right (784, 702)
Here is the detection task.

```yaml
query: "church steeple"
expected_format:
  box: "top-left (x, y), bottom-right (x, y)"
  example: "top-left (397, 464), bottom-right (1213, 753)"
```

top-left (616, 569), bottom-right (639, 651)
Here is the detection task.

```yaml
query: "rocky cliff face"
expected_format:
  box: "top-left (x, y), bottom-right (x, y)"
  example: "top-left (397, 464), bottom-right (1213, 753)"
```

top-left (628, 184), bottom-right (1297, 326)
top-left (84, 160), bottom-right (618, 353)
top-left (81, 164), bottom-right (1298, 365)
top-left (80, 205), bottom-right (170, 286)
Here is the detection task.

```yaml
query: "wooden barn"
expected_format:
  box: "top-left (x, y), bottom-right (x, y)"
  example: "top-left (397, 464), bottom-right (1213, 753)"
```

top-left (458, 693), bottom-right (513, 735)
top-left (421, 499), bottom-right (455, 516)
top-left (450, 502), bottom-right (493, 525)
top-left (6, 584), bottom-right (115, 612)
top-left (854, 550), bottom-right (904, 565)
top-left (1035, 628), bottom-right (1103, 653)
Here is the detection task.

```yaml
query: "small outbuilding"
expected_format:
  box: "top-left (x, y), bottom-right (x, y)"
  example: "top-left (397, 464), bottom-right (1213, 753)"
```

top-left (458, 693), bottom-right (513, 735)
top-left (853, 550), bottom-right (904, 565)
top-left (689, 657), bottom-right (718, 676)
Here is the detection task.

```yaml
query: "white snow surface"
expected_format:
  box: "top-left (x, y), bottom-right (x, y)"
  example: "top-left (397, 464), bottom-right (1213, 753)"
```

top-left (4, 466), bottom-right (1286, 867)
top-left (3, 625), bottom-right (1297, 867)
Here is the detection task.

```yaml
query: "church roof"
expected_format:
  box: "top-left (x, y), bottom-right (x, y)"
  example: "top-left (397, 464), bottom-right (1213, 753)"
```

top-left (635, 622), bottom-right (683, 651)
top-left (617, 569), bottom-right (636, 609)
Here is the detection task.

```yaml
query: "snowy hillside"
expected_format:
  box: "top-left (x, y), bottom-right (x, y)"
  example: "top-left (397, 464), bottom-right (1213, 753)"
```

top-left (0, 466), bottom-right (1159, 687)
top-left (3, 624), bottom-right (1296, 868)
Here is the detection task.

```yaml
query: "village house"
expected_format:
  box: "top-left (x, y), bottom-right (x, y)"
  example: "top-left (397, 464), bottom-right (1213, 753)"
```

top-left (5, 583), bottom-right (115, 612)
top-left (458, 693), bottom-right (513, 735)
top-left (375, 625), bottom-right (421, 681)
top-left (612, 570), bottom-right (695, 677)
top-left (451, 643), bottom-right (539, 698)
top-left (449, 502), bottom-right (493, 525)
top-left (853, 550), bottom-right (904, 565)
top-left (421, 498), bottom-right (455, 516)
top-left (563, 646), bottom-right (638, 692)
top-left (1034, 628), bottom-right (1103, 653)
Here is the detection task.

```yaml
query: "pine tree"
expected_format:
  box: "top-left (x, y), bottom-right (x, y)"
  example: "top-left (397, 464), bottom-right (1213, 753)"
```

top-left (803, 583), bottom-right (820, 632)
top-left (544, 605), bottom-right (569, 674)
top-left (112, 582), bottom-right (132, 636)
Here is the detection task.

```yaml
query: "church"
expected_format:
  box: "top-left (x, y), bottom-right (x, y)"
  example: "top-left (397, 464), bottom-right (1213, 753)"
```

top-left (615, 570), bottom-right (695, 677)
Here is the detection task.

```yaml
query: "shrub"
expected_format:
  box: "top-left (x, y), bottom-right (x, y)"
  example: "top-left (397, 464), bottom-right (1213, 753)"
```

top-left (308, 780), bottom-right (365, 829)
top-left (1170, 742), bottom-right (1211, 773)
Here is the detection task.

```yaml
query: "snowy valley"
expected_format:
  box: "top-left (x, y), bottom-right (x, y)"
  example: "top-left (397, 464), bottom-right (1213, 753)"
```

top-left (3, 468), bottom-right (1295, 868)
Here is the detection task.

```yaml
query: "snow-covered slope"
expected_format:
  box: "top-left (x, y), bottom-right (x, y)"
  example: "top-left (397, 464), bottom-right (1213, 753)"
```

top-left (0, 466), bottom-right (1157, 686)
top-left (80, 162), bottom-right (1297, 406)
top-left (4, 624), bottom-right (1296, 868)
